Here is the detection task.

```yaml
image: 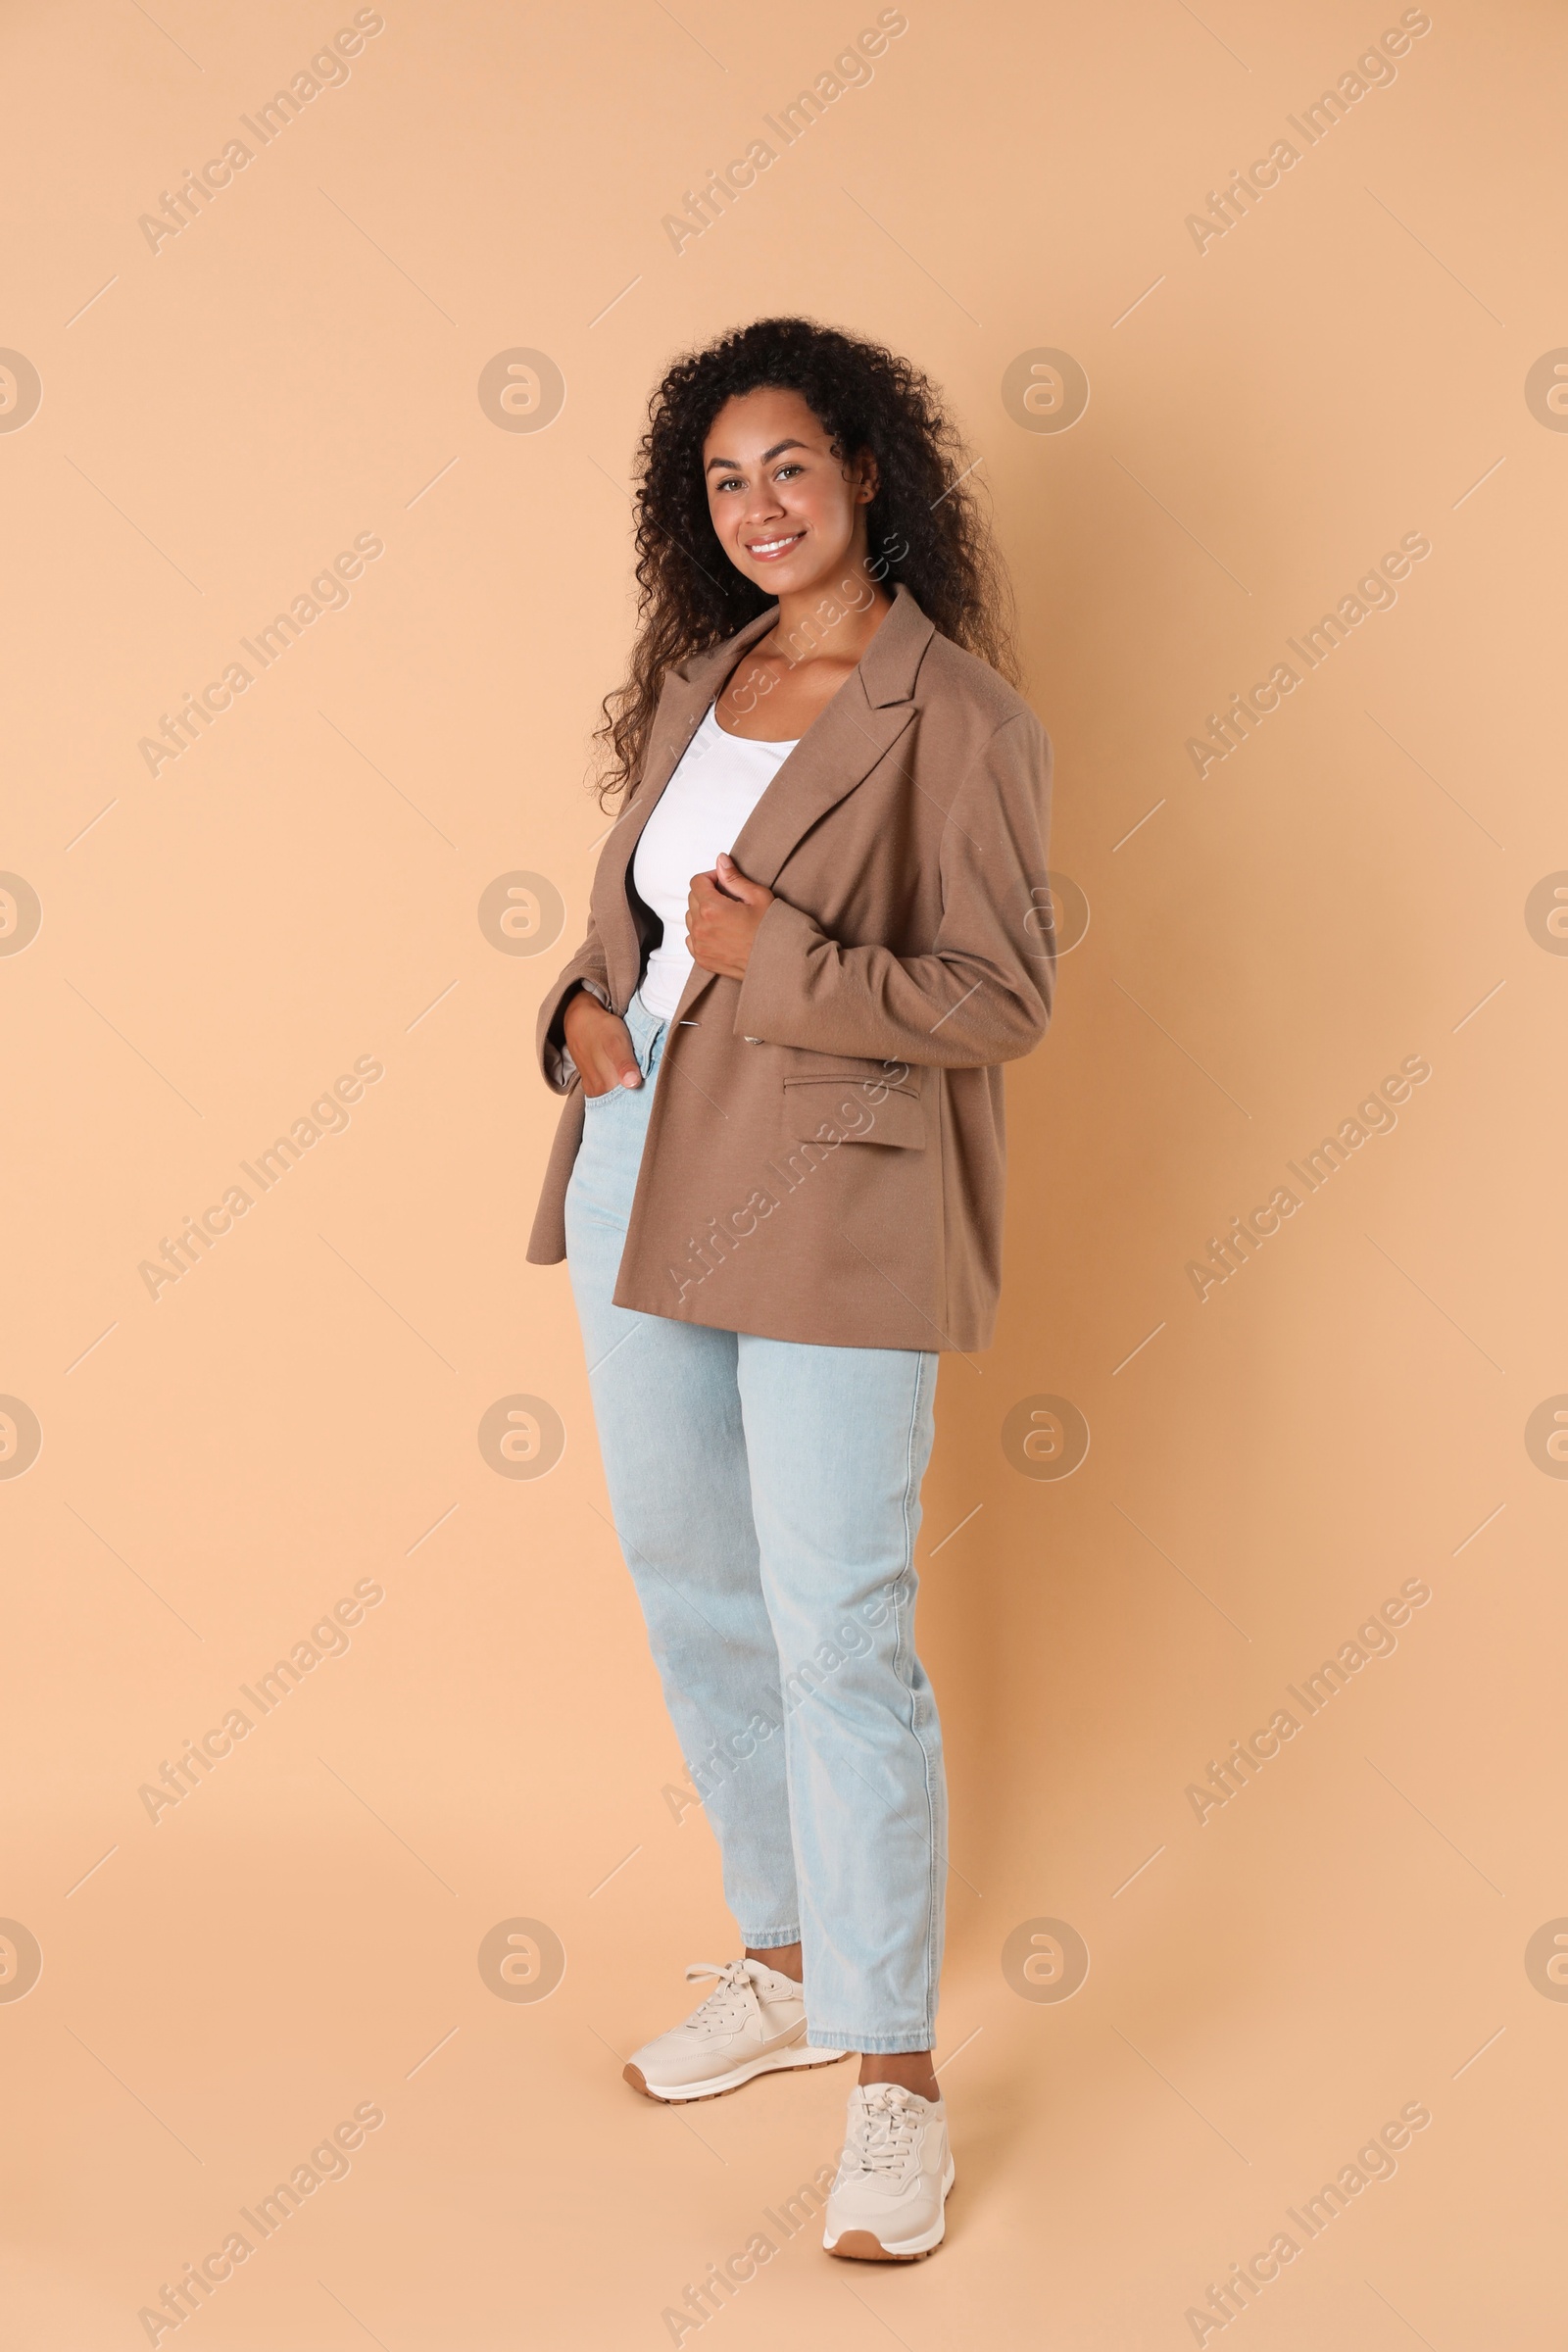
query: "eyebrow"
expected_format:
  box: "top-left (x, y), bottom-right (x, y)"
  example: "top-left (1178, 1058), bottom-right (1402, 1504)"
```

top-left (705, 439), bottom-right (808, 472)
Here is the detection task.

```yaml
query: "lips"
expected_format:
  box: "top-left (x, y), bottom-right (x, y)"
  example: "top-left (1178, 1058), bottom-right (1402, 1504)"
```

top-left (746, 530), bottom-right (806, 561)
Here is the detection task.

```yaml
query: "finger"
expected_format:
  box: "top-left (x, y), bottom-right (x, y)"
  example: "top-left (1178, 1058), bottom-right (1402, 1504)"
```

top-left (584, 1028), bottom-right (636, 1091)
top-left (714, 852), bottom-right (764, 903)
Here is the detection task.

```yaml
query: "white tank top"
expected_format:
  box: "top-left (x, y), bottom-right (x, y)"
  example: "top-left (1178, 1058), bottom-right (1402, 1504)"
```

top-left (632, 702), bottom-right (799, 1019)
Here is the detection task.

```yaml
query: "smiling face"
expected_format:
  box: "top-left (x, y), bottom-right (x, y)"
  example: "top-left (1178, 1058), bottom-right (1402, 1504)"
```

top-left (702, 386), bottom-right (879, 602)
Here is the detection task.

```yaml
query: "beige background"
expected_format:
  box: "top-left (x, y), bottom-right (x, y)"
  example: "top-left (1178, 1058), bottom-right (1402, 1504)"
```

top-left (3, 0), bottom-right (1565, 2342)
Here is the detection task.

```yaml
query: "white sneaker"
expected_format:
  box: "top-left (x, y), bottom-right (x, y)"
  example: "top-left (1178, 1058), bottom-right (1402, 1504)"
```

top-left (822, 2083), bottom-right (955, 2260)
top-left (622, 1958), bottom-right (848, 2104)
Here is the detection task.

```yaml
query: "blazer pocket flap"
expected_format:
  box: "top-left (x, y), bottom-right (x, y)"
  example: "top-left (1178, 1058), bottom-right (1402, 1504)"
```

top-left (783, 1077), bottom-right (926, 1150)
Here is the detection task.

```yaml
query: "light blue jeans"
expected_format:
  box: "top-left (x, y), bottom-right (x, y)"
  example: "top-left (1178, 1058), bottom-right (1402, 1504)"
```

top-left (564, 993), bottom-right (946, 2051)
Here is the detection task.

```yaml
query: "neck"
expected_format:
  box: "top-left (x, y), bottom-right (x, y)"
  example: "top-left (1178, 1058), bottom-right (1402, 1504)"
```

top-left (767, 534), bottom-right (895, 663)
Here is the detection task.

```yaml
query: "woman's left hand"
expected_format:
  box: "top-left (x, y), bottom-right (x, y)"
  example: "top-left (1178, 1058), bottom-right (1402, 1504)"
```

top-left (686, 853), bottom-right (775, 980)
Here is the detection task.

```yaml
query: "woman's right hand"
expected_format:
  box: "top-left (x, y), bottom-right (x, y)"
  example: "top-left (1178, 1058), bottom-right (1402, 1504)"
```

top-left (563, 989), bottom-right (643, 1097)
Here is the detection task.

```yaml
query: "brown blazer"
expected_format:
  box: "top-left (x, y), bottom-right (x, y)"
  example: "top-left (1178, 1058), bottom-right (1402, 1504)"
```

top-left (526, 584), bottom-right (1054, 1351)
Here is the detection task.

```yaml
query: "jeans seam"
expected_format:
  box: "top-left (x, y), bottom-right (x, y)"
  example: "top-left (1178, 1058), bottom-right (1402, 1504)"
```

top-left (896, 1350), bottom-right (941, 2045)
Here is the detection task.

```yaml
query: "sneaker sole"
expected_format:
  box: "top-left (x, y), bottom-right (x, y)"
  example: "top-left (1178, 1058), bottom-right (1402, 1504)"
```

top-left (624, 2044), bottom-right (849, 2104)
top-left (824, 2159), bottom-right (956, 2262)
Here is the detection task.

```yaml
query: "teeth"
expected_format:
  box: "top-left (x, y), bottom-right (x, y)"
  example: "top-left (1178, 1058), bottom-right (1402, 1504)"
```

top-left (751, 534), bottom-right (800, 554)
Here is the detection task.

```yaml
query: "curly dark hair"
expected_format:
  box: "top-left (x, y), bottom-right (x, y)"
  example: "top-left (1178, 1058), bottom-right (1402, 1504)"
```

top-left (592, 316), bottom-right (1018, 806)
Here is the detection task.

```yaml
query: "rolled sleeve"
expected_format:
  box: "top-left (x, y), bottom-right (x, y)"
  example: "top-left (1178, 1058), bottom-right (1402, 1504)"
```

top-left (536, 930), bottom-right (613, 1094)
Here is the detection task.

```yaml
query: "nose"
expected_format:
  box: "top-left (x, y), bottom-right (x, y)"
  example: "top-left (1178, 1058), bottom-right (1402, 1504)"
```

top-left (742, 475), bottom-right (787, 527)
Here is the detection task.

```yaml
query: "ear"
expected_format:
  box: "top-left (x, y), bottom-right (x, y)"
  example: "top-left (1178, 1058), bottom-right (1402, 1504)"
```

top-left (853, 447), bottom-right (880, 505)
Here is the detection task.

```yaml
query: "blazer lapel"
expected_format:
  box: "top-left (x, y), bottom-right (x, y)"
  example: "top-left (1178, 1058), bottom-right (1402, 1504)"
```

top-left (723, 582), bottom-right (934, 892)
top-left (728, 683), bottom-right (915, 891)
top-left (591, 607), bottom-right (777, 1006)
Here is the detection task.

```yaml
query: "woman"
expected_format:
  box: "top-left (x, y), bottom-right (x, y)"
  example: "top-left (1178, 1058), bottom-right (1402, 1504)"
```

top-left (528, 317), bottom-right (1054, 2261)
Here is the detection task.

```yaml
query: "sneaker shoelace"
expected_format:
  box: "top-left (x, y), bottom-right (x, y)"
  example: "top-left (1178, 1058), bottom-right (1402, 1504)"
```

top-left (679, 1958), bottom-right (774, 2039)
top-left (847, 2085), bottom-right (924, 2180)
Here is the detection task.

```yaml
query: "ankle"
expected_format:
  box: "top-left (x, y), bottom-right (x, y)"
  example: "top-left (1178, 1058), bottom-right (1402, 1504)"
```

top-left (858, 2051), bottom-right (939, 2102)
top-left (746, 1941), bottom-right (803, 1984)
